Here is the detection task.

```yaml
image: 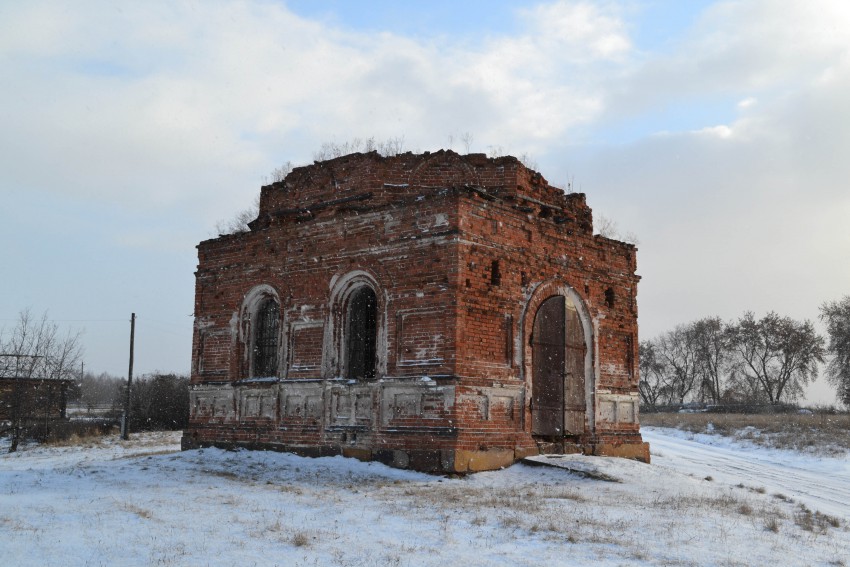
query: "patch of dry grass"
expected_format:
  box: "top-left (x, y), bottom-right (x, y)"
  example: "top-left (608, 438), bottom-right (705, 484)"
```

top-left (641, 412), bottom-right (850, 455)
top-left (205, 469), bottom-right (239, 480)
top-left (118, 502), bottom-right (154, 520)
top-left (764, 515), bottom-right (781, 533)
top-left (376, 465), bottom-right (840, 555)
top-left (379, 481), bottom-right (604, 543)
top-left (290, 531), bottom-right (311, 547)
top-left (794, 504), bottom-right (842, 533)
top-left (118, 449), bottom-right (181, 460)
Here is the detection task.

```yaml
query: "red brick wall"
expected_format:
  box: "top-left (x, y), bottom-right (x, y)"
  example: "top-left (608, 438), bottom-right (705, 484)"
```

top-left (186, 150), bottom-right (645, 470)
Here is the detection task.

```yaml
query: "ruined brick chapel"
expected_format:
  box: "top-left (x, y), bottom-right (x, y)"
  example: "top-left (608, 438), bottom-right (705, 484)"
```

top-left (183, 150), bottom-right (649, 472)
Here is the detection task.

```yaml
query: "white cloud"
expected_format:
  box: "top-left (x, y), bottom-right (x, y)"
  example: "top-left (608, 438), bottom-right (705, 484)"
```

top-left (694, 125), bottom-right (732, 138)
top-left (530, 2), bottom-right (850, 366)
top-left (598, 0), bottom-right (850, 128)
top-left (736, 97), bottom-right (757, 110)
top-left (518, 1), bottom-right (632, 61)
top-left (0, 0), bottom-right (634, 225)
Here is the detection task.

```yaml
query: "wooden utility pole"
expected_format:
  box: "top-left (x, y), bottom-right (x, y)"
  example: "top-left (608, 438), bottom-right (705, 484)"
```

top-left (121, 313), bottom-right (135, 440)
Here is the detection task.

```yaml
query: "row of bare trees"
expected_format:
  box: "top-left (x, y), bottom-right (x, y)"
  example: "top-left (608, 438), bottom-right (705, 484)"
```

top-left (640, 298), bottom-right (850, 409)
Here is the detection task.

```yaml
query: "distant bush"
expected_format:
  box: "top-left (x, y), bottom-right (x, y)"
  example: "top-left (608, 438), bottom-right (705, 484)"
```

top-left (128, 373), bottom-right (189, 431)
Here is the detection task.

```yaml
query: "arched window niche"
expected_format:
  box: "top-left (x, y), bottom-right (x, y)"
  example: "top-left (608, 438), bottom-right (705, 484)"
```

top-left (241, 285), bottom-right (282, 379)
top-left (327, 271), bottom-right (385, 381)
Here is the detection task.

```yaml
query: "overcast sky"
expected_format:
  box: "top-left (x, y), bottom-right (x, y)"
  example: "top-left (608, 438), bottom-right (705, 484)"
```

top-left (1, 1), bottom-right (847, 403)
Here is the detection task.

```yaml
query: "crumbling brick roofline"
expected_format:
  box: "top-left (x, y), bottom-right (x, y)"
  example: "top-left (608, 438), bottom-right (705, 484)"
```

top-left (200, 149), bottom-right (625, 256)
top-left (250, 149), bottom-right (593, 236)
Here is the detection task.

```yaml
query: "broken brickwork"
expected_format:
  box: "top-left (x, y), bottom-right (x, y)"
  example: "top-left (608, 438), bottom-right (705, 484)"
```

top-left (183, 150), bottom-right (649, 472)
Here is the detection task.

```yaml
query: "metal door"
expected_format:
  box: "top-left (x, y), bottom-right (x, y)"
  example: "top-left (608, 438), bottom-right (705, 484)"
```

top-left (564, 303), bottom-right (586, 434)
top-left (532, 296), bottom-right (565, 436)
top-left (531, 296), bottom-right (587, 436)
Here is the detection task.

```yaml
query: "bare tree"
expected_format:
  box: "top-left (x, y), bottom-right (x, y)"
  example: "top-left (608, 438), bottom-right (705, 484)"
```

top-left (485, 145), bottom-right (538, 169)
top-left (0, 309), bottom-right (83, 451)
top-left (730, 312), bottom-right (824, 405)
top-left (692, 317), bottom-right (734, 404)
top-left (723, 368), bottom-right (768, 405)
top-left (595, 214), bottom-right (619, 239)
top-left (217, 137), bottom-right (413, 237)
top-left (377, 136), bottom-right (406, 157)
top-left (595, 214), bottom-right (639, 245)
top-left (312, 136), bottom-right (407, 161)
top-left (215, 161), bottom-right (294, 237)
top-left (655, 324), bottom-right (701, 404)
top-left (268, 160), bottom-right (294, 183)
top-left (517, 152), bottom-right (539, 172)
top-left (638, 340), bottom-right (668, 409)
top-left (820, 296), bottom-right (850, 405)
top-left (486, 145), bottom-right (505, 158)
top-left (460, 131), bottom-right (474, 153)
top-left (214, 193), bottom-right (260, 236)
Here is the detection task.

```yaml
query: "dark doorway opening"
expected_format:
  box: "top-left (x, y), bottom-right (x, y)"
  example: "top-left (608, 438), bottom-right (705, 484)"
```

top-left (346, 287), bottom-right (377, 380)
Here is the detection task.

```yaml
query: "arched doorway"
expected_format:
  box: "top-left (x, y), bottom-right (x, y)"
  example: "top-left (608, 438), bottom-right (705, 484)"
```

top-left (531, 295), bottom-right (587, 438)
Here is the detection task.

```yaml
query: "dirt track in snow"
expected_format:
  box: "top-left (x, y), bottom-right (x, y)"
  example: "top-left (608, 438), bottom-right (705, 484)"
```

top-left (643, 427), bottom-right (850, 520)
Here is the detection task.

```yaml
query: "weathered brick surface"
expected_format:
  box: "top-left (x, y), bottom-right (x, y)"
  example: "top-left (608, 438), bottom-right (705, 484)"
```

top-left (183, 150), bottom-right (647, 471)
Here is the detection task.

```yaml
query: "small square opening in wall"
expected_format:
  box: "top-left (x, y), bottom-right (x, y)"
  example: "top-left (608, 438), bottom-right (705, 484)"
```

top-left (490, 260), bottom-right (501, 286)
top-left (605, 288), bottom-right (615, 308)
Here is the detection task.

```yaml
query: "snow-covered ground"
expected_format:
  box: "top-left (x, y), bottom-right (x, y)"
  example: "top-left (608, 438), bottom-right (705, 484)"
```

top-left (1, 430), bottom-right (848, 566)
top-left (643, 427), bottom-right (850, 521)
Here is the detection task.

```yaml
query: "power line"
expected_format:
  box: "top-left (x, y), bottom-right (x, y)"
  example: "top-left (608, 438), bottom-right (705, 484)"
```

top-left (0, 319), bottom-right (128, 323)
